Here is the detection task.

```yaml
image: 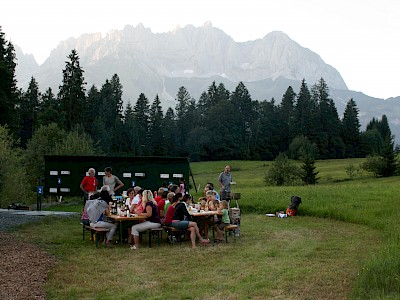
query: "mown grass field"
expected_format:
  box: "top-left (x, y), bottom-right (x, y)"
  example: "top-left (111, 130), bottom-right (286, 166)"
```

top-left (12, 158), bottom-right (400, 299)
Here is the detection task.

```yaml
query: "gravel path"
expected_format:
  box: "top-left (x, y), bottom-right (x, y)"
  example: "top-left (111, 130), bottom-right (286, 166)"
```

top-left (0, 209), bottom-right (78, 231)
top-left (0, 209), bottom-right (78, 300)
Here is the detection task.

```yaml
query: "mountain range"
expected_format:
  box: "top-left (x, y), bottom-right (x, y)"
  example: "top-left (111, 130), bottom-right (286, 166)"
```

top-left (14, 22), bottom-right (400, 144)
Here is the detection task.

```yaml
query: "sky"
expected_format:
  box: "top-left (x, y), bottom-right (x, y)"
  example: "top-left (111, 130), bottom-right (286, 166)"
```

top-left (1, 0), bottom-right (399, 99)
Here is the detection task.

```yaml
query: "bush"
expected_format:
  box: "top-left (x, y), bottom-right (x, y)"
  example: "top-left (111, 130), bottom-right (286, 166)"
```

top-left (265, 153), bottom-right (302, 186)
top-left (0, 126), bottom-right (33, 208)
top-left (361, 155), bottom-right (386, 177)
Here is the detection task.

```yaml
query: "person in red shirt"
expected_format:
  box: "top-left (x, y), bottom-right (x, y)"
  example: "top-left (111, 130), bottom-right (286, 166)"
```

top-left (80, 168), bottom-right (98, 204)
top-left (157, 190), bottom-right (168, 221)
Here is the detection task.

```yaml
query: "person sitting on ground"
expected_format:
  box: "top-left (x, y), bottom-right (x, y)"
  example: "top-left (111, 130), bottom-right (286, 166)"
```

top-left (130, 190), bottom-right (161, 250)
top-left (172, 193), bottom-right (210, 248)
top-left (84, 188), bottom-right (117, 246)
top-left (215, 200), bottom-right (231, 242)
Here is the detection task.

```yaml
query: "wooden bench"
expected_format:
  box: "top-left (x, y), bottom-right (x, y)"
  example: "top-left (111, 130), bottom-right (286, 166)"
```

top-left (81, 224), bottom-right (110, 248)
top-left (148, 227), bottom-right (163, 248)
top-left (163, 226), bottom-right (187, 245)
top-left (224, 224), bottom-right (239, 243)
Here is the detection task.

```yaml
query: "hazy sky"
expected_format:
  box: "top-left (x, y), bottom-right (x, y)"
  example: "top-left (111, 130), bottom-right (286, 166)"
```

top-left (1, 0), bottom-right (399, 99)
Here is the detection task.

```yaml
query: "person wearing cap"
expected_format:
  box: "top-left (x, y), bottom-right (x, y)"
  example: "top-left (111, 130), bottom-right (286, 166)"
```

top-left (103, 167), bottom-right (124, 196)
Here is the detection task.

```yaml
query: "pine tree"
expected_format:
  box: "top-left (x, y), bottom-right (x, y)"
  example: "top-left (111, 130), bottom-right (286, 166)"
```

top-left (252, 100), bottom-right (285, 160)
top-left (301, 156), bottom-right (319, 184)
top-left (121, 101), bottom-right (136, 154)
top-left (149, 94), bottom-right (166, 155)
top-left (0, 27), bottom-right (18, 129)
top-left (230, 82), bottom-right (253, 153)
top-left (18, 77), bottom-right (40, 147)
top-left (279, 86), bottom-right (296, 148)
top-left (292, 79), bottom-right (315, 141)
top-left (311, 78), bottom-right (343, 159)
top-left (341, 98), bottom-right (361, 157)
top-left (162, 107), bottom-right (177, 156)
top-left (175, 86), bottom-right (192, 155)
top-left (58, 49), bottom-right (86, 131)
top-left (84, 85), bottom-right (101, 133)
top-left (37, 88), bottom-right (62, 127)
top-left (133, 93), bottom-right (150, 155)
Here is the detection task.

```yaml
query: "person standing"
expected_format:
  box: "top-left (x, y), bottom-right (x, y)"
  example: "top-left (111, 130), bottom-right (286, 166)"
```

top-left (80, 168), bottom-right (98, 204)
top-left (218, 165), bottom-right (232, 200)
top-left (103, 167), bottom-right (124, 196)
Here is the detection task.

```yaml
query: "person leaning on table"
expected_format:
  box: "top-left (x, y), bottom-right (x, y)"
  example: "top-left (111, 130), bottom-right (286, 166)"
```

top-left (130, 190), bottom-right (161, 250)
top-left (85, 188), bottom-right (117, 247)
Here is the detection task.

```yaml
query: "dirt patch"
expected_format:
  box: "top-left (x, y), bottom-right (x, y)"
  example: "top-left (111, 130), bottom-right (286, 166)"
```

top-left (0, 232), bottom-right (55, 300)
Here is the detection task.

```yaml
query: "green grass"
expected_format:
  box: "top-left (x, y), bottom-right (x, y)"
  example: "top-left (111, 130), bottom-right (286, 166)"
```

top-left (10, 158), bottom-right (400, 299)
top-left (15, 214), bottom-right (381, 300)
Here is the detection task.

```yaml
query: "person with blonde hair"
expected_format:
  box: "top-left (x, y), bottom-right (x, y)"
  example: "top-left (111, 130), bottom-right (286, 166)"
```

top-left (130, 189), bottom-right (161, 250)
top-left (215, 200), bottom-right (231, 242)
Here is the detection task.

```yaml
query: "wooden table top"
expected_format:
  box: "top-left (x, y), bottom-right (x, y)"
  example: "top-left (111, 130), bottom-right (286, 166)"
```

top-left (190, 210), bottom-right (223, 217)
top-left (108, 214), bottom-right (147, 221)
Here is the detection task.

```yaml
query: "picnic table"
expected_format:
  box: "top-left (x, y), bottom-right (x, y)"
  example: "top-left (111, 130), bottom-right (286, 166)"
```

top-left (108, 214), bottom-right (146, 244)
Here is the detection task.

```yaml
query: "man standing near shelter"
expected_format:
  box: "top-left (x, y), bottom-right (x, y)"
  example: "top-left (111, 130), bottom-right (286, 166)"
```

top-left (80, 168), bottom-right (98, 204)
top-left (103, 167), bottom-right (124, 196)
top-left (218, 165), bottom-right (232, 200)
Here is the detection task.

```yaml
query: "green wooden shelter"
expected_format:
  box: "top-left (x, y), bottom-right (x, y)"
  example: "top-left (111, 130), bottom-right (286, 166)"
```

top-left (44, 155), bottom-right (191, 196)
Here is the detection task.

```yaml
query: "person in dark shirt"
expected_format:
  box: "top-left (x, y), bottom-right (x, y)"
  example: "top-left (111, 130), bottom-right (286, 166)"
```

top-left (172, 194), bottom-right (210, 248)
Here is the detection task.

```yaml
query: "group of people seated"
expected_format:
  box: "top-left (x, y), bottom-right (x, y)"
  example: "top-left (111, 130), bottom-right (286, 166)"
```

top-left (81, 177), bottom-right (231, 249)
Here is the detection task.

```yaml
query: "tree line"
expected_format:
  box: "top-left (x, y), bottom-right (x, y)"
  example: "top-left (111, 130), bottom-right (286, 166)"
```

top-left (0, 27), bottom-right (397, 204)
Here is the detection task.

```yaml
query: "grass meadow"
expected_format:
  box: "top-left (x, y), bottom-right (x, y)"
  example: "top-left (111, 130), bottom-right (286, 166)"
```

top-left (11, 158), bottom-right (400, 299)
